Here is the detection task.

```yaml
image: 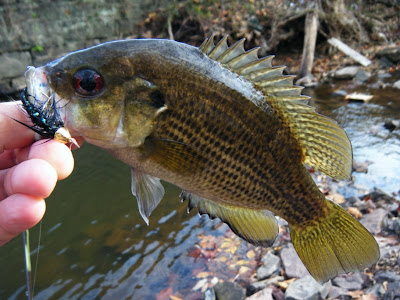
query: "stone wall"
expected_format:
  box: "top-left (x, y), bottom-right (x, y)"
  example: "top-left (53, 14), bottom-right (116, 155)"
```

top-left (0, 0), bottom-right (160, 95)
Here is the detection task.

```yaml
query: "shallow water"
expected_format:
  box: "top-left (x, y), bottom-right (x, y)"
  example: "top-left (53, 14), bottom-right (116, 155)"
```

top-left (1, 80), bottom-right (399, 299)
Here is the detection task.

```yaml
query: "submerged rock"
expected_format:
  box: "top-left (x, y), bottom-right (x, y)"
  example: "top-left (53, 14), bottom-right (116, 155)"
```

top-left (360, 208), bottom-right (388, 235)
top-left (365, 283), bottom-right (386, 299)
top-left (328, 286), bottom-right (349, 299)
top-left (257, 252), bottom-right (281, 280)
top-left (280, 243), bottom-right (309, 279)
top-left (376, 46), bottom-right (400, 64)
top-left (214, 281), bottom-right (246, 300)
top-left (285, 275), bottom-right (331, 300)
top-left (383, 281), bottom-right (400, 300)
top-left (384, 120), bottom-right (400, 131)
top-left (334, 66), bottom-right (359, 79)
top-left (374, 270), bottom-right (400, 283)
top-left (332, 273), bottom-right (365, 291)
top-left (204, 288), bottom-right (216, 300)
top-left (245, 287), bottom-right (273, 300)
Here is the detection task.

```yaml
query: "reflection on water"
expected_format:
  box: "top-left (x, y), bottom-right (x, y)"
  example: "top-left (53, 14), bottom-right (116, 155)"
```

top-left (1, 83), bottom-right (399, 299)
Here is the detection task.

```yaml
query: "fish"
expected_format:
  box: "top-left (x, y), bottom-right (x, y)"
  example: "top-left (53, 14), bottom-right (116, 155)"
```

top-left (23, 35), bottom-right (379, 283)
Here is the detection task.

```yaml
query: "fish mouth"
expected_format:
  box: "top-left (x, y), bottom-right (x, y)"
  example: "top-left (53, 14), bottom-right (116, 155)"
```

top-left (23, 66), bottom-right (79, 147)
top-left (24, 66), bottom-right (67, 122)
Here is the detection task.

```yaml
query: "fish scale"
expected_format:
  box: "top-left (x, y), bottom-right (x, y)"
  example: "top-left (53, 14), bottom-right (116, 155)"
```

top-left (150, 75), bottom-right (323, 224)
top-left (25, 36), bottom-right (380, 283)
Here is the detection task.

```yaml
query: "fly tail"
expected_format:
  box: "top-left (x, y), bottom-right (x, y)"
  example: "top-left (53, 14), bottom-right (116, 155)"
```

top-left (289, 199), bottom-right (380, 283)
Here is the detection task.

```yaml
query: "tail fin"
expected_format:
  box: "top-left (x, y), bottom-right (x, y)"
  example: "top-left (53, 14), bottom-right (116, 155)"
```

top-left (290, 200), bottom-right (380, 283)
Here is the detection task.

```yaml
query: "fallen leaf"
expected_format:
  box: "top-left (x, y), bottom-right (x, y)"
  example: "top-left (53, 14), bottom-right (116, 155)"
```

top-left (192, 278), bottom-right (208, 291)
top-left (329, 193), bottom-right (346, 204)
top-left (362, 294), bottom-right (378, 300)
top-left (347, 207), bottom-right (363, 219)
top-left (196, 271), bottom-right (211, 279)
top-left (219, 256), bottom-right (227, 262)
top-left (246, 250), bottom-right (255, 259)
top-left (277, 278), bottom-right (296, 290)
top-left (348, 290), bottom-right (364, 298)
top-left (236, 260), bottom-right (248, 266)
top-left (156, 287), bottom-right (173, 300)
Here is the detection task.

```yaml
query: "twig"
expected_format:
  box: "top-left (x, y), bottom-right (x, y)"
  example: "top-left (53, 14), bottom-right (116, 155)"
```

top-left (167, 14), bottom-right (174, 40)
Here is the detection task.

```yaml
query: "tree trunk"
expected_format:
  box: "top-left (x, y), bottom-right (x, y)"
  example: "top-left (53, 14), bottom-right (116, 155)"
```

top-left (299, 8), bottom-right (319, 78)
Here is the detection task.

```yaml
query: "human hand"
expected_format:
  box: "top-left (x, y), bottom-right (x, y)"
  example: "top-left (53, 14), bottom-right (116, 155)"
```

top-left (0, 101), bottom-right (78, 246)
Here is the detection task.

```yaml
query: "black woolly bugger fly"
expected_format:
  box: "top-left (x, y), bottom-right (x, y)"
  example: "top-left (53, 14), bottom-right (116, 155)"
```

top-left (16, 88), bottom-right (78, 147)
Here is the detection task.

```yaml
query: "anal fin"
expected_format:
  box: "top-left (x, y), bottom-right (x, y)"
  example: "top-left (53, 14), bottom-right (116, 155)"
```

top-left (181, 191), bottom-right (278, 247)
top-left (131, 169), bottom-right (165, 225)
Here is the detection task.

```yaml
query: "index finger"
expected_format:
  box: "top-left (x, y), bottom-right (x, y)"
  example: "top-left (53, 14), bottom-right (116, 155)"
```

top-left (0, 101), bottom-right (35, 153)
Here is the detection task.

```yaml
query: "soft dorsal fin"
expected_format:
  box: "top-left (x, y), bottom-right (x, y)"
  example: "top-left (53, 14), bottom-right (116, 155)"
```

top-left (199, 35), bottom-right (352, 180)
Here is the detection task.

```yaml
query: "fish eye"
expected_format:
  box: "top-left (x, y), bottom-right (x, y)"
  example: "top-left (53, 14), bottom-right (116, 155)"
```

top-left (73, 69), bottom-right (105, 96)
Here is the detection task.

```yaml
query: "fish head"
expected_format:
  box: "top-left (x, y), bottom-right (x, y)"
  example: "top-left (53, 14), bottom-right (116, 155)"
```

top-left (25, 42), bottom-right (167, 149)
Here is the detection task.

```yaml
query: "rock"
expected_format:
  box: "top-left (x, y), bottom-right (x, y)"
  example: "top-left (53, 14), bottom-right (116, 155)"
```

top-left (378, 56), bottom-right (395, 67)
top-left (296, 74), bottom-right (317, 87)
top-left (360, 208), bottom-right (388, 235)
top-left (332, 89), bottom-right (347, 97)
top-left (272, 286), bottom-right (285, 300)
top-left (376, 46), bottom-right (400, 63)
top-left (383, 281), bottom-right (400, 300)
top-left (214, 281), bottom-right (246, 300)
top-left (394, 80), bottom-right (400, 89)
top-left (353, 199), bottom-right (376, 212)
top-left (365, 188), bottom-right (399, 203)
top-left (387, 202), bottom-right (399, 214)
top-left (257, 252), bottom-right (281, 280)
top-left (353, 160), bottom-right (373, 173)
top-left (285, 275), bottom-right (331, 300)
top-left (247, 281), bottom-right (268, 295)
top-left (0, 51), bottom-right (32, 80)
top-left (247, 276), bottom-right (284, 295)
top-left (378, 72), bottom-right (392, 79)
top-left (365, 283), bottom-right (385, 299)
top-left (334, 66), bottom-right (359, 79)
top-left (374, 270), bottom-right (400, 282)
top-left (332, 273), bottom-right (365, 291)
top-left (245, 287), bottom-right (273, 300)
top-left (384, 120), bottom-right (400, 131)
top-left (280, 243), bottom-right (309, 278)
top-left (377, 236), bottom-right (400, 259)
top-left (354, 69), bottom-right (371, 83)
top-left (205, 288), bottom-right (216, 300)
top-left (328, 286), bottom-right (348, 299)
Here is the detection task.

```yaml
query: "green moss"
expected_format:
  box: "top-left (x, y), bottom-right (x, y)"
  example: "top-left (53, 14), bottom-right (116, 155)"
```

top-left (32, 44), bottom-right (44, 52)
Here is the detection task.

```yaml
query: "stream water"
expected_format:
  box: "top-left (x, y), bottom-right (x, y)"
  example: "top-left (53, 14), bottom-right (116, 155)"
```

top-left (1, 79), bottom-right (399, 299)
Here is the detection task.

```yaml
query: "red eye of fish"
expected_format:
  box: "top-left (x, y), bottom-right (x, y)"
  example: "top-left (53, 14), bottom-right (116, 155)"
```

top-left (73, 69), bottom-right (105, 96)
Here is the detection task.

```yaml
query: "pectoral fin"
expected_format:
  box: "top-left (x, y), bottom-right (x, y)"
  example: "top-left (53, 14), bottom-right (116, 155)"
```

top-left (182, 191), bottom-right (278, 247)
top-left (131, 169), bottom-right (165, 225)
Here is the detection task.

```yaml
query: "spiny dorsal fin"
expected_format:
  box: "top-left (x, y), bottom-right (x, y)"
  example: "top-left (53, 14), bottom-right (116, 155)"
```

top-left (199, 35), bottom-right (352, 180)
top-left (181, 191), bottom-right (278, 247)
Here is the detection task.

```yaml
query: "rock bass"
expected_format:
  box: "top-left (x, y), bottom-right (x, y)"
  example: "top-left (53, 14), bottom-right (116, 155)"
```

top-left (23, 36), bottom-right (379, 283)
